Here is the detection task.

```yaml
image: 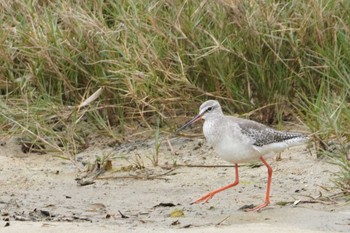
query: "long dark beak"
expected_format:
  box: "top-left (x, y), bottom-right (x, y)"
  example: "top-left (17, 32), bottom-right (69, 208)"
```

top-left (176, 113), bottom-right (203, 134)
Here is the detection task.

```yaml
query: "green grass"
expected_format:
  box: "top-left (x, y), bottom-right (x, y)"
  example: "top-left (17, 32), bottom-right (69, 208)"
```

top-left (0, 0), bottom-right (349, 193)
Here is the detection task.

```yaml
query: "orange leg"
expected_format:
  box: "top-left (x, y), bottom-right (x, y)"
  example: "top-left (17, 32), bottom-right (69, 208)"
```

top-left (192, 163), bottom-right (239, 204)
top-left (245, 156), bottom-right (272, 212)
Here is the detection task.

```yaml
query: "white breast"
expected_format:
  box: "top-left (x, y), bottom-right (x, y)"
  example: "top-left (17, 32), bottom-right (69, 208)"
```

top-left (203, 118), bottom-right (262, 163)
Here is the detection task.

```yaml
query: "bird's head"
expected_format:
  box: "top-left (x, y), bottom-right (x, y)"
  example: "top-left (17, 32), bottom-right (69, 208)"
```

top-left (176, 100), bottom-right (222, 133)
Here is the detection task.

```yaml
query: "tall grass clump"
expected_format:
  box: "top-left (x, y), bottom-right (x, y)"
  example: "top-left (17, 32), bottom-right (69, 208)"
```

top-left (0, 0), bottom-right (349, 191)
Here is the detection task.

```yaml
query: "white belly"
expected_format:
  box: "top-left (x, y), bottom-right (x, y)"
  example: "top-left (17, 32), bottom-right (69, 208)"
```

top-left (203, 120), bottom-right (259, 163)
top-left (212, 135), bottom-right (261, 163)
top-left (203, 120), bottom-right (291, 163)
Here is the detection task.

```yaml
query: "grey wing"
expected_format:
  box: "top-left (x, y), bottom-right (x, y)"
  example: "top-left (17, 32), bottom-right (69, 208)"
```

top-left (238, 121), bottom-right (304, 147)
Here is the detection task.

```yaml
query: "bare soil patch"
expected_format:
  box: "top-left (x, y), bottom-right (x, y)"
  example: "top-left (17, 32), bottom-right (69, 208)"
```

top-left (0, 135), bottom-right (349, 232)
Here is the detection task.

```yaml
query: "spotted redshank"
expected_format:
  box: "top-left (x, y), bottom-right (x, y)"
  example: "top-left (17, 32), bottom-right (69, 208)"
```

top-left (177, 100), bottom-right (309, 211)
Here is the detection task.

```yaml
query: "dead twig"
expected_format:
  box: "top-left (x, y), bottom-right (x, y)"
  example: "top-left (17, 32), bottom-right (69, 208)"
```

top-left (97, 169), bottom-right (176, 180)
top-left (118, 210), bottom-right (129, 219)
top-left (176, 164), bottom-right (234, 168)
top-left (161, 163), bottom-right (259, 168)
top-left (216, 215), bottom-right (230, 226)
top-left (166, 136), bottom-right (176, 156)
top-left (174, 132), bottom-right (203, 138)
top-left (292, 199), bottom-right (336, 205)
top-left (325, 190), bottom-right (350, 198)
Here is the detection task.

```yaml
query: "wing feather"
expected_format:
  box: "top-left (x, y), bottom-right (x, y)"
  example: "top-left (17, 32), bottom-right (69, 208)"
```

top-left (237, 120), bottom-right (304, 147)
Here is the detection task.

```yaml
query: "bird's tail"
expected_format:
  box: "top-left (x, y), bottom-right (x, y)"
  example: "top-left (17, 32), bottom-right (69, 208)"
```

top-left (285, 135), bottom-right (310, 147)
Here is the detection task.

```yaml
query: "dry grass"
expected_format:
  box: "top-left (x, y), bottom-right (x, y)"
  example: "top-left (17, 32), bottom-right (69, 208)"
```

top-left (0, 0), bottom-right (349, 192)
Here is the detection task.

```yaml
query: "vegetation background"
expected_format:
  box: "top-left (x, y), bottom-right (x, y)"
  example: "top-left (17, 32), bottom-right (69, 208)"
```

top-left (0, 0), bottom-right (349, 194)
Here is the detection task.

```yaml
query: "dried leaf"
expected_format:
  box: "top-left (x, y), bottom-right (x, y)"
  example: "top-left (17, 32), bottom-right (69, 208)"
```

top-left (275, 201), bottom-right (290, 206)
top-left (238, 204), bottom-right (255, 210)
top-left (169, 209), bottom-right (184, 217)
top-left (171, 220), bottom-right (180, 226)
top-left (153, 203), bottom-right (176, 208)
top-left (79, 87), bottom-right (103, 108)
top-left (76, 178), bottom-right (95, 186)
top-left (104, 160), bottom-right (113, 171)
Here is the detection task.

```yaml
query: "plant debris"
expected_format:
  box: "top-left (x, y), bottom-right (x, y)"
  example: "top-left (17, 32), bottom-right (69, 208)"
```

top-left (153, 203), bottom-right (177, 208)
top-left (118, 210), bottom-right (129, 219)
top-left (170, 220), bottom-right (180, 226)
top-left (76, 178), bottom-right (95, 186)
top-left (238, 204), bottom-right (255, 211)
top-left (169, 209), bottom-right (184, 218)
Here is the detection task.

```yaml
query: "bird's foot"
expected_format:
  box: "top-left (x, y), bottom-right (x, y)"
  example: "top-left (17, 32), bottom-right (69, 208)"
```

top-left (244, 201), bottom-right (270, 212)
top-left (191, 192), bottom-right (215, 204)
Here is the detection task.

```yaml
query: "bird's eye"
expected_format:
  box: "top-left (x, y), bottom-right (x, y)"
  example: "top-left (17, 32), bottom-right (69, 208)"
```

top-left (207, 107), bottom-right (213, 112)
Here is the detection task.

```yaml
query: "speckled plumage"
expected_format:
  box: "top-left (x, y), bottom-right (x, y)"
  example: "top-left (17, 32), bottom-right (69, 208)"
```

top-left (196, 100), bottom-right (309, 163)
top-left (238, 120), bottom-right (306, 147)
top-left (177, 99), bottom-right (310, 211)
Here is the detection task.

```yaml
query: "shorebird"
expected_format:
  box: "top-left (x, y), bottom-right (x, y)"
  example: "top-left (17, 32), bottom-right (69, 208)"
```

top-left (177, 100), bottom-right (309, 211)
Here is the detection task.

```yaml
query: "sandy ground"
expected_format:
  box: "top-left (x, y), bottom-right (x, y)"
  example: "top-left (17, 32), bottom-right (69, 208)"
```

top-left (0, 134), bottom-right (349, 233)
